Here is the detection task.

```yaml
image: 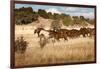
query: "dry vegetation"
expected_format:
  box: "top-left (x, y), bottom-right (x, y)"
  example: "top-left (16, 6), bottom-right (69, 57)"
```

top-left (15, 24), bottom-right (95, 67)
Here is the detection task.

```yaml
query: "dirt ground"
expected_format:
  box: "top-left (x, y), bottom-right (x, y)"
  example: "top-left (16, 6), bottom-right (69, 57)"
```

top-left (15, 24), bottom-right (95, 67)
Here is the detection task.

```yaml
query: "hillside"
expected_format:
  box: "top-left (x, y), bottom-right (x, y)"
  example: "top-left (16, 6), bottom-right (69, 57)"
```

top-left (15, 7), bottom-right (95, 27)
top-left (26, 16), bottom-right (94, 30)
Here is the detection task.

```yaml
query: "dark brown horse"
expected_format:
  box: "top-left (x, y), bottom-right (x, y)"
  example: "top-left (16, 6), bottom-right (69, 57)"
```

top-left (67, 29), bottom-right (81, 38)
top-left (86, 28), bottom-right (95, 37)
top-left (80, 27), bottom-right (95, 37)
top-left (53, 29), bottom-right (68, 41)
top-left (80, 27), bottom-right (89, 37)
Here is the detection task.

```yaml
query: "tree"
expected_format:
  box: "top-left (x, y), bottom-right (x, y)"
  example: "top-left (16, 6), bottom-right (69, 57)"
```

top-left (53, 13), bottom-right (61, 20)
top-left (79, 16), bottom-right (88, 26)
top-left (38, 9), bottom-right (49, 18)
top-left (80, 16), bottom-right (85, 20)
top-left (62, 15), bottom-right (73, 26)
top-left (73, 16), bottom-right (80, 24)
top-left (50, 19), bottom-right (62, 31)
top-left (47, 12), bottom-right (53, 19)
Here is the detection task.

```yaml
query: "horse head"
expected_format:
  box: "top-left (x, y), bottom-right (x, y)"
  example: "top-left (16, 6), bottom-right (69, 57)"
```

top-left (34, 27), bottom-right (45, 36)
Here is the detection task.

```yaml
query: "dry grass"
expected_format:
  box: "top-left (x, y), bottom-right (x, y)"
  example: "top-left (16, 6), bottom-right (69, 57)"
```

top-left (15, 25), bottom-right (95, 67)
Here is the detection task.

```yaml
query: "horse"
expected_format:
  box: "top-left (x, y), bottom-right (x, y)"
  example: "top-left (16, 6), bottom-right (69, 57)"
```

top-left (67, 29), bottom-right (81, 38)
top-left (80, 27), bottom-right (95, 37)
top-left (53, 29), bottom-right (68, 41)
top-left (80, 27), bottom-right (90, 37)
top-left (34, 28), bottom-right (68, 41)
top-left (86, 28), bottom-right (95, 37)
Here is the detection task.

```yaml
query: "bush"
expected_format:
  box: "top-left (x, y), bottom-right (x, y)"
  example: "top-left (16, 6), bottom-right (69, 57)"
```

top-left (50, 19), bottom-right (62, 31)
top-left (38, 9), bottom-right (49, 19)
top-left (62, 16), bottom-right (73, 26)
top-left (15, 36), bottom-right (28, 53)
top-left (15, 7), bottom-right (39, 25)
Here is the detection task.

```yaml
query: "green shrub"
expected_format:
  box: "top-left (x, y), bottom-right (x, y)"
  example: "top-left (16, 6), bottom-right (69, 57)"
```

top-left (38, 9), bottom-right (49, 19)
top-left (62, 15), bottom-right (73, 26)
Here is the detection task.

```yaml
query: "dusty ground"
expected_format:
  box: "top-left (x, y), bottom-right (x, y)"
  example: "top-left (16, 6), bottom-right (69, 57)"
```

top-left (15, 19), bottom-right (95, 67)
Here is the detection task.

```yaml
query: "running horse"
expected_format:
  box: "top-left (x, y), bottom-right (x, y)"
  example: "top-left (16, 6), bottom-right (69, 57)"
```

top-left (34, 28), bottom-right (68, 41)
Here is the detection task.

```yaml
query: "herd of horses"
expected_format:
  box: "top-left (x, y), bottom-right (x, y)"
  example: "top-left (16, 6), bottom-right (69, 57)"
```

top-left (34, 27), bottom-right (95, 41)
top-left (34, 27), bottom-right (95, 48)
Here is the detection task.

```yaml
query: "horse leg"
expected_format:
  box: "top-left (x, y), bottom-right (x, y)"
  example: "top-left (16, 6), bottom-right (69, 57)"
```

top-left (38, 32), bottom-right (40, 37)
top-left (64, 37), bottom-right (68, 41)
top-left (83, 34), bottom-right (86, 37)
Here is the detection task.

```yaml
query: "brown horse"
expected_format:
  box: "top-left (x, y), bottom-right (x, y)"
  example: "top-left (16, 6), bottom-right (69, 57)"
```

top-left (34, 28), bottom-right (68, 41)
top-left (80, 27), bottom-right (95, 37)
top-left (52, 29), bottom-right (68, 41)
top-left (67, 29), bottom-right (81, 38)
top-left (86, 28), bottom-right (95, 37)
top-left (80, 27), bottom-right (89, 37)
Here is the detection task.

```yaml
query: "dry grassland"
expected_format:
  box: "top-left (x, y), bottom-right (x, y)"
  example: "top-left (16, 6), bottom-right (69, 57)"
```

top-left (15, 25), bottom-right (95, 67)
